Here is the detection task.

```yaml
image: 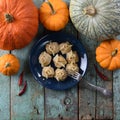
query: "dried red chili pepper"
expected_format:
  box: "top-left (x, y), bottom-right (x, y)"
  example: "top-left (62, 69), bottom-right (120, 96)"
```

top-left (18, 81), bottom-right (27, 96)
top-left (18, 71), bottom-right (24, 86)
top-left (94, 64), bottom-right (111, 81)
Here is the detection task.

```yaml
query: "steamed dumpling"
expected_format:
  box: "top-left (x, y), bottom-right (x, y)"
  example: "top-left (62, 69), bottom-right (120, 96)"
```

top-left (66, 50), bottom-right (79, 63)
top-left (42, 66), bottom-right (54, 79)
top-left (59, 42), bottom-right (72, 54)
top-left (53, 54), bottom-right (67, 68)
top-left (66, 63), bottom-right (79, 73)
top-left (46, 42), bottom-right (59, 55)
top-left (38, 51), bottom-right (52, 67)
top-left (54, 68), bottom-right (67, 81)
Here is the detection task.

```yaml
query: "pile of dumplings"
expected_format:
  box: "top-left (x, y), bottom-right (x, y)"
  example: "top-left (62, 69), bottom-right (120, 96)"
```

top-left (38, 41), bottom-right (79, 81)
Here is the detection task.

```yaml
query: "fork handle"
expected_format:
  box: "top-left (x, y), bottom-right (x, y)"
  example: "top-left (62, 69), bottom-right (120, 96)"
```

top-left (86, 82), bottom-right (109, 95)
top-left (86, 82), bottom-right (103, 90)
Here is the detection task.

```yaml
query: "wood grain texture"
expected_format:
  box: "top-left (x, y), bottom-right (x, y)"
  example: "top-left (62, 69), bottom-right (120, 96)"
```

top-left (113, 70), bottom-right (120, 120)
top-left (93, 41), bottom-right (113, 119)
top-left (78, 33), bottom-right (113, 119)
top-left (44, 23), bottom-right (78, 120)
top-left (0, 50), bottom-right (10, 120)
top-left (78, 34), bottom-right (96, 120)
top-left (96, 67), bottom-right (113, 120)
top-left (44, 87), bottom-right (78, 120)
top-left (113, 35), bottom-right (120, 120)
top-left (11, 38), bottom-right (44, 120)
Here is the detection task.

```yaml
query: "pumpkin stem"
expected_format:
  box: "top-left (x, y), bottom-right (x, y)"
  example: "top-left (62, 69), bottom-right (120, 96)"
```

top-left (83, 5), bottom-right (96, 16)
top-left (4, 13), bottom-right (14, 23)
top-left (111, 48), bottom-right (118, 57)
top-left (5, 62), bottom-right (11, 68)
top-left (46, 1), bottom-right (56, 14)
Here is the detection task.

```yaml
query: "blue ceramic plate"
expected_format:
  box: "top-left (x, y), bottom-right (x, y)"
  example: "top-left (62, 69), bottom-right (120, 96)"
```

top-left (29, 32), bottom-right (87, 90)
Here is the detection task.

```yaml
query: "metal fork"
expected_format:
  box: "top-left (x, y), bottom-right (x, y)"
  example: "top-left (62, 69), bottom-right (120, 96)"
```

top-left (68, 71), bottom-right (112, 97)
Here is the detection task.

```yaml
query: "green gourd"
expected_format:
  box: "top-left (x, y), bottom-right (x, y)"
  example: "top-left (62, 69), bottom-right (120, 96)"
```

top-left (70, 0), bottom-right (120, 40)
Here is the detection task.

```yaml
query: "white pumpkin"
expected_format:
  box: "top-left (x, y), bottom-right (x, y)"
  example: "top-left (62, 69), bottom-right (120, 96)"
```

top-left (70, 0), bottom-right (120, 40)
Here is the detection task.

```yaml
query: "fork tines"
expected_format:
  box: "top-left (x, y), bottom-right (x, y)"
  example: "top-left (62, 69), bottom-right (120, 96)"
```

top-left (67, 70), bottom-right (82, 81)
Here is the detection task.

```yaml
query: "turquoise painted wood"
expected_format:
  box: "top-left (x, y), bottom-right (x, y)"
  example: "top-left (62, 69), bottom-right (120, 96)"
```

top-left (44, 19), bottom-right (78, 120)
top-left (78, 34), bottom-right (96, 119)
top-left (113, 35), bottom-right (120, 120)
top-left (0, 0), bottom-right (120, 120)
top-left (0, 50), bottom-right (10, 120)
top-left (11, 43), bottom-right (44, 120)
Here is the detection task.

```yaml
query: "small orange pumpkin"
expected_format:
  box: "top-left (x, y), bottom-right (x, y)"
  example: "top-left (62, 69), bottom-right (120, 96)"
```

top-left (39, 0), bottom-right (69, 31)
top-left (0, 54), bottom-right (20, 76)
top-left (0, 0), bottom-right (39, 50)
top-left (96, 39), bottom-right (120, 70)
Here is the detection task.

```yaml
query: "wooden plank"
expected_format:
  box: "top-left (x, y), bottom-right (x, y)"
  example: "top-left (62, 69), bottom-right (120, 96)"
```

top-left (45, 87), bottom-right (78, 120)
top-left (0, 50), bottom-right (10, 120)
top-left (95, 66), bottom-right (113, 119)
top-left (10, 0), bottom-right (45, 119)
top-left (113, 70), bottom-right (120, 120)
top-left (44, 0), bottom-right (79, 118)
top-left (10, 39), bottom-right (44, 120)
top-left (113, 35), bottom-right (120, 120)
top-left (44, 30), bottom-right (78, 119)
top-left (95, 5), bottom-right (120, 120)
top-left (79, 35), bottom-right (113, 119)
top-left (78, 34), bottom-right (96, 120)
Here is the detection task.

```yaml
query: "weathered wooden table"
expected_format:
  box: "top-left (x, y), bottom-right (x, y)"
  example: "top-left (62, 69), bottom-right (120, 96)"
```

top-left (0, 0), bottom-right (120, 120)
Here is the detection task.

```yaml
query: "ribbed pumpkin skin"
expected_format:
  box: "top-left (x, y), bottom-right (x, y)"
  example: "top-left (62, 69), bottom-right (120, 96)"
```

top-left (96, 39), bottom-right (120, 70)
top-left (0, 54), bottom-right (20, 76)
top-left (39, 0), bottom-right (69, 31)
top-left (70, 0), bottom-right (120, 40)
top-left (0, 0), bottom-right (39, 50)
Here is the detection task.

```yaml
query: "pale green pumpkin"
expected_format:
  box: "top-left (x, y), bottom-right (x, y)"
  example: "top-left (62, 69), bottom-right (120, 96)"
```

top-left (70, 0), bottom-right (120, 40)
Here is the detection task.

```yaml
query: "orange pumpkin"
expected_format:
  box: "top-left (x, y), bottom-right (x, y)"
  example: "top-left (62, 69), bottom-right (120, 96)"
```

top-left (0, 54), bottom-right (20, 76)
top-left (96, 39), bottom-right (120, 70)
top-left (39, 0), bottom-right (69, 31)
top-left (0, 0), bottom-right (39, 50)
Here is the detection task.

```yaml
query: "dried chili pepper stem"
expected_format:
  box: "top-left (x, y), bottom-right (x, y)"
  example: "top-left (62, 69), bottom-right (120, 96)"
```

top-left (18, 71), bottom-right (24, 86)
top-left (18, 81), bottom-right (27, 96)
top-left (94, 64), bottom-right (111, 81)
